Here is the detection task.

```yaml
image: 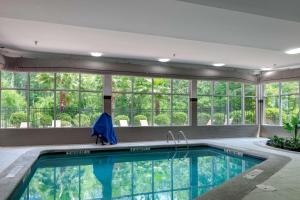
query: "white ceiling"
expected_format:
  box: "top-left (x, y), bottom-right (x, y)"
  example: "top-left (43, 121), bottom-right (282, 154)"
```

top-left (1, 0), bottom-right (300, 70)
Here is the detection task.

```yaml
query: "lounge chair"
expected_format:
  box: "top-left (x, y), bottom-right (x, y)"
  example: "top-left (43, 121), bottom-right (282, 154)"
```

top-left (119, 120), bottom-right (128, 127)
top-left (140, 119), bottom-right (148, 126)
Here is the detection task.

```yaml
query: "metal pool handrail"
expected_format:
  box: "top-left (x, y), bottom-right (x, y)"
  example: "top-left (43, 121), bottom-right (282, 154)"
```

top-left (167, 130), bottom-right (177, 145)
top-left (178, 131), bottom-right (189, 147)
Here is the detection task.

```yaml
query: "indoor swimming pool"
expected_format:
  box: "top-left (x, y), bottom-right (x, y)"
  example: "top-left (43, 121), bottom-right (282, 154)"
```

top-left (12, 146), bottom-right (264, 200)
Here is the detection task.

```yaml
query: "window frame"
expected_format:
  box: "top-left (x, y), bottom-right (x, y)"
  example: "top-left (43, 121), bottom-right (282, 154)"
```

top-left (112, 75), bottom-right (190, 127)
top-left (263, 81), bottom-right (300, 126)
top-left (0, 71), bottom-right (104, 128)
top-left (197, 80), bottom-right (257, 126)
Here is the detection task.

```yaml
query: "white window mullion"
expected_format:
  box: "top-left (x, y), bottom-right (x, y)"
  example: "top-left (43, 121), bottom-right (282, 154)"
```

top-left (170, 79), bottom-right (173, 126)
top-left (226, 82), bottom-right (230, 125)
top-left (53, 73), bottom-right (57, 128)
top-left (211, 81), bottom-right (214, 125)
top-left (242, 83), bottom-right (245, 125)
top-left (279, 82), bottom-right (282, 126)
top-left (27, 72), bottom-right (30, 128)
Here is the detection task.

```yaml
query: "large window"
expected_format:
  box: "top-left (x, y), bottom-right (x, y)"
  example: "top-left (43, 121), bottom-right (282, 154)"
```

top-left (112, 76), bottom-right (189, 126)
top-left (264, 81), bottom-right (299, 125)
top-left (197, 81), bottom-right (256, 125)
top-left (0, 71), bottom-right (103, 128)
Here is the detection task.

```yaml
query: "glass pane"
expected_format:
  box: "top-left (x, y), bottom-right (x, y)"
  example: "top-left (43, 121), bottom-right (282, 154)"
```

top-left (173, 190), bottom-right (189, 200)
top-left (198, 156), bottom-right (213, 186)
top-left (56, 91), bottom-right (79, 127)
top-left (133, 161), bottom-right (152, 194)
top-left (154, 95), bottom-right (171, 126)
top-left (56, 73), bottom-right (79, 90)
top-left (132, 94), bottom-right (152, 126)
top-left (173, 158), bottom-right (189, 189)
top-left (173, 95), bottom-right (189, 125)
top-left (197, 96), bottom-right (212, 125)
top-left (29, 91), bottom-right (54, 128)
top-left (133, 77), bottom-right (152, 93)
top-left (80, 165), bottom-right (103, 199)
top-left (80, 92), bottom-right (102, 127)
top-left (264, 96), bottom-right (279, 125)
top-left (213, 96), bottom-right (227, 125)
top-left (112, 76), bottom-right (132, 92)
top-left (229, 96), bottom-right (242, 125)
top-left (154, 160), bottom-right (171, 191)
top-left (214, 81), bottom-right (227, 96)
top-left (30, 72), bottom-right (54, 90)
top-left (282, 81), bottom-right (299, 95)
top-left (1, 71), bottom-right (27, 88)
top-left (173, 79), bottom-right (189, 94)
top-left (264, 83), bottom-right (279, 96)
top-left (197, 81), bottom-right (212, 95)
top-left (282, 95), bottom-right (299, 123)
top-left (27, 168), bottom-right (55, 199)
top-left (112, 94), bottom-right (131, 126)
top-left (154, 192), bottom-right (171, 200)
top-left (55, 166), bottom-right (79, 199)
top-left (229, 82), bottom-right (241, 96)
top-left (244, 84), bottom-right (256, 96)
top-left (112, 162), bottom-right (132, 198)
top-left (245, 97), bottom-right (256, 124)
top-left (153, 78), bottom-right (171, 93)
top-left (1, 90), bottom-right (27, 128)
top-left (81, 74), bottom-right (103, 91)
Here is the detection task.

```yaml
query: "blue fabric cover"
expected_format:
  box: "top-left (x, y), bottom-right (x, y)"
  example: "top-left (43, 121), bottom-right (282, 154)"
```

top-left (91, 112), bottom-right (117, 144)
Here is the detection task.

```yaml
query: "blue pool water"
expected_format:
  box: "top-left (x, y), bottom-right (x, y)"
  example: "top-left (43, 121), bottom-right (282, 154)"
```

top-left (13, 147), bottom-right (263, 200)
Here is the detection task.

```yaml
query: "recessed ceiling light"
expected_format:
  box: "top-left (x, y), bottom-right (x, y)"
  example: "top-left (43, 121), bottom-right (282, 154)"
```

top-left (285, 48), bottom-right (300, 55)
top-left (90, 52), bottom-right (103, 57)
top-left (158, 58), bottom-right (170, 63)
top-left (261, 67), bottom-right (272, 71)
top-left (212, 63), bottom-right (225, 67)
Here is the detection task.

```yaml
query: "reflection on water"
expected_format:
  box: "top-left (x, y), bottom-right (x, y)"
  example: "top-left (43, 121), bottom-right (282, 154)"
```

top-left (17, 148), bottom-right (261, 200)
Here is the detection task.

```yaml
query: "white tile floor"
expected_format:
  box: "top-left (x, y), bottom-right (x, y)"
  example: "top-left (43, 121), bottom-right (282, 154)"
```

top-left (1, 137), bottom-right (300, 200)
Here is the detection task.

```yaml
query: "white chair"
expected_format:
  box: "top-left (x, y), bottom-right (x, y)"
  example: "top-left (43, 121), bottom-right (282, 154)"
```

top-left (119, 120), bottom-right (128, 127)
top-left (20, 122), bottom-right (27, 128)
top-left (206, 119), bottom-right (212, 125)
top-left (140, 120), bottom-right (149, 126)
top-left (224, 115), bottom-right (227, 125)
top-left (52, 120), bottom-right (61, 128)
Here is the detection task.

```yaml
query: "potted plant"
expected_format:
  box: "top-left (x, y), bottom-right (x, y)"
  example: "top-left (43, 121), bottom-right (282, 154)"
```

top-left (283, 116), bottom-right (300, 142)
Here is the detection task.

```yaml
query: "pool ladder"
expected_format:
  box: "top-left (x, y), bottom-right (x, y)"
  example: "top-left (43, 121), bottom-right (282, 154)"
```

top-left (167, 130), bottom-right (189, 160)
top-left (167, 130), bottom-right (189, 148)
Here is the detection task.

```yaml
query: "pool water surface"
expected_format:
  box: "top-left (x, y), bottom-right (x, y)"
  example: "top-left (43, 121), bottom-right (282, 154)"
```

top-left (13, 147), bottom-right (263, 200)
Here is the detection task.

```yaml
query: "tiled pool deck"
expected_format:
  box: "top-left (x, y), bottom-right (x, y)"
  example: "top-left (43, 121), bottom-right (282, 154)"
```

top-left (0, 137), bottom-right (299, 200)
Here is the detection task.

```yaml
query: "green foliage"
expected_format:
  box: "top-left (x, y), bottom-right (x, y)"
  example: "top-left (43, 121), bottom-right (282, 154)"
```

top-left (40, 114), bottom-right (52, 127)
top-left (133, 115), bottom-right (147, 126)
top-left (91, 113), bottom-right (101, 124)
top-left (57, 113), bottom-right (72, 122)
top-left (9, 112), bottom-right (27, 128)
top-left (268, 135), bottom-right (300, 151)
top-left (35, 96), bottom-right (54, 110)
top-left (1, 90), bottom-right (26, 110)
top-left (173, 112), bottom-right (187, 125)
top-left (57, 113), bottom-right (73, 127)
top-left (198, 113), bottom-right (211, 125)
top-left (61, 120), bottom-right (72, 127)
top-left (265, 107), bottom-right (279, 124)
top-left (245, 111), bottom-right (255, 124)
top-left (73, 114), bottom-right (91, 127)
top-left (230, 110), bottom-right (242, 124)
top-left (213, 113), bottom-right (225, 125)
top-left (154, 114), bottom-right (170, 126)
top-left (114, 115), bottom-right (130, 126)
top-left (283, 116), bottom-right (300, 140)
